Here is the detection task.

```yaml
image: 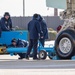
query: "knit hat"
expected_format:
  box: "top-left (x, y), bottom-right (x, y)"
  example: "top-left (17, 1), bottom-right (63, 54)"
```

top-left (4, 12), bottom-right (10, 17)
top-left (11, 38), bottom-right (17, 43)
top-left (33, 14), bottom-right (38, 18)
top-left (33, 13), bottom-right (40, 20)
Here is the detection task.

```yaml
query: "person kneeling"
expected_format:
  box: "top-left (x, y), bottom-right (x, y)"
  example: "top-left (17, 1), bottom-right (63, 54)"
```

top-left (9, 38), bottom-right (28, 59)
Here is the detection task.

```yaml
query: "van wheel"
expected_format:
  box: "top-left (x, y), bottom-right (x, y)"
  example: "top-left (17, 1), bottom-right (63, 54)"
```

top-left (55, 29), bottom-right (75, 59)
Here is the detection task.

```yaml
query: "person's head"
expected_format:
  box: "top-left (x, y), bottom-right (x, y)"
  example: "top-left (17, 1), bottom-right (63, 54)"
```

top-left (33, 13), bottom-right (40, 20)
top-left (11, 38), bottom-right (17, 46)
top-left (4, 12), bottom-right (10, 20)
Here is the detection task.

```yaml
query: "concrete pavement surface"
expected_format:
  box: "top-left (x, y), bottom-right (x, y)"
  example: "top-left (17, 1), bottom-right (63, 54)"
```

top-left (0, 69), bottom-right (75, 75)
top-left (0, 55), bottom-right (75, 75)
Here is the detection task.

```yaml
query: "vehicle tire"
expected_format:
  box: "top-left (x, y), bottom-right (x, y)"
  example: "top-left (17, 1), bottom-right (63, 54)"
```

top-left (39, 50), bottom-right (47, 60)
top-left (55, 29), bottom-right (75, 59)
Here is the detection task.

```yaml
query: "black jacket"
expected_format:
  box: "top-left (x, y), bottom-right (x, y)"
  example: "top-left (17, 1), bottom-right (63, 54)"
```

top-left (17, 39), bottom-right (28, 47)
top-left (0, 17), bottom-right (12, 31)
top-left (9, 39), bottom-right (28, 47)
top-left (40, 20), bottom-right (48, 39)
top-left (28, 18), bottom-right (42, 39)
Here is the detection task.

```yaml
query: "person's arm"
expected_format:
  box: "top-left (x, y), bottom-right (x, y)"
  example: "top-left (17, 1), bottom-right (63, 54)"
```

top-left (0, 19), bottom-right (9, 31)
top-left (36, 21), bottom-right (43, 38)
top-left (0, 20), bottom-right (1, 30)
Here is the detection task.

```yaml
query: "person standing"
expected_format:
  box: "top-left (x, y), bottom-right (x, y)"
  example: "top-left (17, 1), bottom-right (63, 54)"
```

top-left (0, 12), bottom-right (12, 31)
top-left (38, 15), bottom-right (48, 47)
top-left (26, 14), bottom-right (43, 60)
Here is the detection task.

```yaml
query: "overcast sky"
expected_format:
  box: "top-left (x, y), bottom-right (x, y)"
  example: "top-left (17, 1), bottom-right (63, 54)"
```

top-left (0, 0), bottom-right (63, 17)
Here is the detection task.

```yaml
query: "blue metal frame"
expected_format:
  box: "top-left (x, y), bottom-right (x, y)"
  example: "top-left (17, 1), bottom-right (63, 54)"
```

top-left (0, 31), bottom-right (28, 45)
top-left (0, 31), bottom-right (58, 59)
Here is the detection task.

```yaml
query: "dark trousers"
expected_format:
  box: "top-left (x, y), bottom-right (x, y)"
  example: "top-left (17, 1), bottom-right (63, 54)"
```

top-left (39, 39), bottom-right (45, 47)
top-left (18, 53), bottom-right (26, 58)
top-left (26, 39), bottom-right (38, 59)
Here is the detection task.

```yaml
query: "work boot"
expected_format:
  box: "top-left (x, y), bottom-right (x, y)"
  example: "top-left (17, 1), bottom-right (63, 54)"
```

top-left (33, 57), bottom-right (40, 60)
top-left (18, 57), bottom-right (23, 60)
top-left (25, 55), bottom-right (29, 60)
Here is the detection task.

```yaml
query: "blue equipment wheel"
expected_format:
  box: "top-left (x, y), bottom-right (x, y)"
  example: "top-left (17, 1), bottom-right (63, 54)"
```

top-left (39, 50), bottom-right (47, 60)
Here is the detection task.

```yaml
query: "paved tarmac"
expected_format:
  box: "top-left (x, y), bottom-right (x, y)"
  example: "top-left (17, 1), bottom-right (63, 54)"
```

top-left (0, 55), bottom-right (75, 75)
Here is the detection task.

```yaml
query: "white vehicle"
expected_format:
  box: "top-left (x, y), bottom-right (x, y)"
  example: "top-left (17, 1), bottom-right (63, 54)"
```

top-left (46, 0), bottom-right (75, 59)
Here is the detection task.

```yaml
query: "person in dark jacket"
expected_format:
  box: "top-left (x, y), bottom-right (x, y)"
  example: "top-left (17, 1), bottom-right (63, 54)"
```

top-left (26, 14), bottom-right (43, 60)
top-left (0, 23), bottom-right (2, 37)
top-left (9, 38), bottom-right (28, 59)
top-left (0, 12), bottom-right (12, 31)
top-left (38, 15), bottom-right (48, 47)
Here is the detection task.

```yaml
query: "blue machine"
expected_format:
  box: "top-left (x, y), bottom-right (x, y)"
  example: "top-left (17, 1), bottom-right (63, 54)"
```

top-left (0, 31), bottom-right (28, 55)
top-left (0, 31), bottom-right (28, 45)
top-left (0, 30), bottom-right (56, 60)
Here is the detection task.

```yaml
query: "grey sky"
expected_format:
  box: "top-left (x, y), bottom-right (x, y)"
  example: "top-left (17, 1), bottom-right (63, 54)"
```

top-left (0, 0), bottom-right (63, 16)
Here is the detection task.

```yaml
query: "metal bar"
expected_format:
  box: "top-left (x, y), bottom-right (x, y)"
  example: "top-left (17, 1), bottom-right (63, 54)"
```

top-left (23, 0), bottom-right (25, 16)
